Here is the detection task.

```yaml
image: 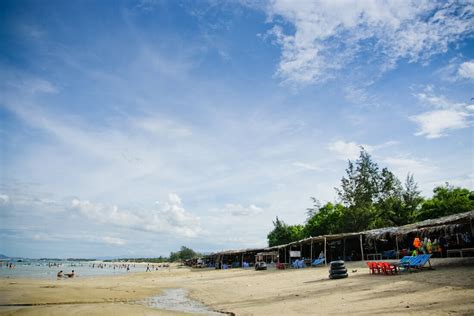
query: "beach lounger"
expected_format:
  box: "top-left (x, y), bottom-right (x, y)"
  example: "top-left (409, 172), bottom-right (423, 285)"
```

top-left (410, 254), bottom-right (432, 270)
top-left (399, 254), bottom-right (432, 271)
top-left (312, 258), bottom-right (325, 266)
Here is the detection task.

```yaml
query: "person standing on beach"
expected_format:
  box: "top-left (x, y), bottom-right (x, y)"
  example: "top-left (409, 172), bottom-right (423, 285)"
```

top-left (146, 264), bottom-right (150, 272)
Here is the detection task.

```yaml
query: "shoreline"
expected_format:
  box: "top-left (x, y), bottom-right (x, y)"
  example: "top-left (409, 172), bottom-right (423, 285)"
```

top-left (1, 258), bottom-right (473, 315)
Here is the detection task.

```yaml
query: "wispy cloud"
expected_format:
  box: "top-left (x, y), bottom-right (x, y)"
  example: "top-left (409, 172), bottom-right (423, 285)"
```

top-left (382, 156), bottom-right (436, 176)
top-left (292, 162), bottom-right (324, 172)
top-left (410, 87), bottom-right (473, 138)
top-left (222, 203), bottom-right (265, 217)
top-left (0, 194), bottom-right (10, 205)
top-left (458, 60), bottom-right (474, 79)
top-left (264, 1), bottom-right (474, 86)
top-left (71, 193), bottom-right (202, 238)
top-left (327, 140), bottom-right (373, 160)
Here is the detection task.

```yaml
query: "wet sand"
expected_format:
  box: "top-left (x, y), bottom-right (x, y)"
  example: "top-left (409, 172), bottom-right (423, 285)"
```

top-left (1, 258), bottom-right (473, 315)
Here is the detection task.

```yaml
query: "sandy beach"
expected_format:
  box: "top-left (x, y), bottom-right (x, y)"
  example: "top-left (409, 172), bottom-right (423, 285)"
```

top-left (1, 258), bottom-right (473, 315)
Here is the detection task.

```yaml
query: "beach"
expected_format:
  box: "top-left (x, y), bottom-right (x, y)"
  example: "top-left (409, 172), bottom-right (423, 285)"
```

top-left (0, 258), bottom-right (473, 315)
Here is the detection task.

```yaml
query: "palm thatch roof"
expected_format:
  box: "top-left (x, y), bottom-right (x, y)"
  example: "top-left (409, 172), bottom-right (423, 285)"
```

top-left (364, 210), bottom-right (474, 240)
top-left (206, 211), bottom-right (474, 257)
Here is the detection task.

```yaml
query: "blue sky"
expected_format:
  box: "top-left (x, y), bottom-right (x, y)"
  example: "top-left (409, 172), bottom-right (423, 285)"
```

top-left (0, 0), bottom-right (473, 258)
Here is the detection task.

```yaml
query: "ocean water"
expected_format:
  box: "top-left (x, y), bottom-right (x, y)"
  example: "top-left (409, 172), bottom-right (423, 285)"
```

top-left (0, 260), bottom-right (147, 279)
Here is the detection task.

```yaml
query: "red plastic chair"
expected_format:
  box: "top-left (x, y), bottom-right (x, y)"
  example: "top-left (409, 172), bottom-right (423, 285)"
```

top-left (381, 262), bottom-right (399, 275)
top-left (367, 261), bottom-right (382, 274)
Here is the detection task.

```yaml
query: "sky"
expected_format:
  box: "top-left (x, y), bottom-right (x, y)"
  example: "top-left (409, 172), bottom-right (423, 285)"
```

top-left (0, 0), bottom-right (473, 258)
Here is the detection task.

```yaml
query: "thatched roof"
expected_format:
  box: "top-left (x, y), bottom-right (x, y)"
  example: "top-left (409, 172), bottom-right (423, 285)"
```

top-left (206, 211), bottom-right (473, 257)
top-left (364, 210), bottom-right (474, 240)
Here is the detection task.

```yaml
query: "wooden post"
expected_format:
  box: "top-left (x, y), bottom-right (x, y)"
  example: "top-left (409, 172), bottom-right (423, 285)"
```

top-left (284, 247), bottom-right (287, 264)
top-left (300, 243), bottom-right (303, 259)
top-left (471, 218), bottom-right (473, 238)
top-left (310, 239), bottom-right (313, 264)
top-left (343, 237), bottom-right (346, 261)
top-left (395, 235), bottom-right (400, 259)
top-left (241, 253), bottom-right (244, 268)
top-left (324, 236), bottom-right (327, 266)
top-left (360, 234), bottom-right (365, 262)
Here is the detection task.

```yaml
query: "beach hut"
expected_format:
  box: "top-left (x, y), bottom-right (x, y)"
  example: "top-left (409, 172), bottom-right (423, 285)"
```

top-left (204, 211), bottom-right (474, 269)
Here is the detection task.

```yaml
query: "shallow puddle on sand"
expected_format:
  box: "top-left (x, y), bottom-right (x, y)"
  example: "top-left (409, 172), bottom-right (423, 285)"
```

top-left (143, 288), bottom-right (227, 315)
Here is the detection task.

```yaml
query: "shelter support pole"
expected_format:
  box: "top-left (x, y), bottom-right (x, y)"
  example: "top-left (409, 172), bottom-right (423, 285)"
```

top-left (310, 239), bottom-right (313, 264)
top-left (343, 237), bottom-right (346, 261)
top-left (395, 235), bottom-right (400, 260)
top-left (471, 219), bottom-right (473, 238)
top-left (360, 234), bottom-right (365, 262)
top-left (374, 240), bottom-right (378, 255)
top-left (284, 247), bottom-right (287, 264)
top-left (300, 243), bottom-right (303, 259)
top-left (324, 237), bottom-right (327, 266)
top-left (241, 253), bottom-right (244, 268)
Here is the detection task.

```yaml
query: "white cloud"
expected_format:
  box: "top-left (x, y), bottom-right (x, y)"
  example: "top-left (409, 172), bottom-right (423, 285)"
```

top-left (101, 236), bottom-right (127, 246)
top-left (382, 157), bottom-right (436, 176)
top-left (265, 1), bottom-right (474, 85)
top-left (327, 140), bottom-right (372, 160)
top-left (458, 60), bottom-right (474, 79)
top-left (132, 116), bottom-right (192, 137)
top-left (71, 193), bottom-right (202, 238)
top-left (410, 109), bottom-right (470, 139)
top-left (411, 88), bottom-right (473, 138)
top-left (292, 162), bottom-right (323, 172)
top-left (222, 203), bottom-right (265, 217)
top-left (0, 194), bottom-right (9, 205)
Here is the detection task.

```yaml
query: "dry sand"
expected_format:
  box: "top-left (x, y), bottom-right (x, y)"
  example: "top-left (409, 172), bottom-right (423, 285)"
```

top-left (1, 258), bottom-right (473, 315)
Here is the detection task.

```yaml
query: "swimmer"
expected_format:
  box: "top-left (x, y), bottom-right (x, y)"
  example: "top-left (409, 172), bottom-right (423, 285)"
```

top-left (65, 270), bottom-right (75, 278)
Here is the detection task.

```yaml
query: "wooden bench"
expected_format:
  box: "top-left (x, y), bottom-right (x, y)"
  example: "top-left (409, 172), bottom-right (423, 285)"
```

top-left (447, 248), bottom-right (474, 258)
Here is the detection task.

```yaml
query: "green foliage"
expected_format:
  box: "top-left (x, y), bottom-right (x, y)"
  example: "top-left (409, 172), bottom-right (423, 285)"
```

top-left (401, 174), bottom-right (424, 224)
top-left (267, 148), bottom-right (472, 247)
top-left (169, 246), bottom-right (199, 262)
top-left (267, 217), bottom-right (304, 247)
top-left (416, 183), bottom-right (474, 221)
top-left (305, 202), bottom-right (345, 236)
top-left (337, 149), bottom-right (380, 208)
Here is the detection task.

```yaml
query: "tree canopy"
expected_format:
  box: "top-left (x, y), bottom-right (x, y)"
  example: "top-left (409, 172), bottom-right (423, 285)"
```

top-left (169, 246), bottom-right (199, 262)
top-left (267, 148), bottom-right (472, 247)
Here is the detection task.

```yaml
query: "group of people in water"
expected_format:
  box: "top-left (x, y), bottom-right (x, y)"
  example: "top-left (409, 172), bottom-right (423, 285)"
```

top-left (57, 270), bottom-right (74, 278)
top-left (0, 262), bottom-right (15, 269)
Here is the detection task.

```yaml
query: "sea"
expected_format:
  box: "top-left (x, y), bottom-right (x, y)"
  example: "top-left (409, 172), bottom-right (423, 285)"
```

top-left (0, 259), bottom-right (145, 279)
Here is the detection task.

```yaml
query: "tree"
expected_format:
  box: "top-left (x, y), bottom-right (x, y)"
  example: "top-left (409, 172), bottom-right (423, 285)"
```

top-left (337, 149), bottom-right (381, 208)
top-left (336, 148), bottom-right (382, 231)
top-left (169, 246), bottom-right (199, 262)
top-left (178, 246), bottom-right (197, 260)
top-left (306, 197), bottom-right (321, 221)
top-left (401, 173), bottom-right (423, 223)
top-left (416, 183), bottom-right (474, 221)
top-left (373, 168), bottom-right (403, 227)
top-left (267, 217), bottom-right (304, 247)
top-left (305, 202), bottom-right (345, 236)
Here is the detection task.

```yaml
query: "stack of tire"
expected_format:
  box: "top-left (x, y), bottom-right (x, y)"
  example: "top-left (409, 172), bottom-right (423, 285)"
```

top-left (329, 260), bottom-right (348, 279)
